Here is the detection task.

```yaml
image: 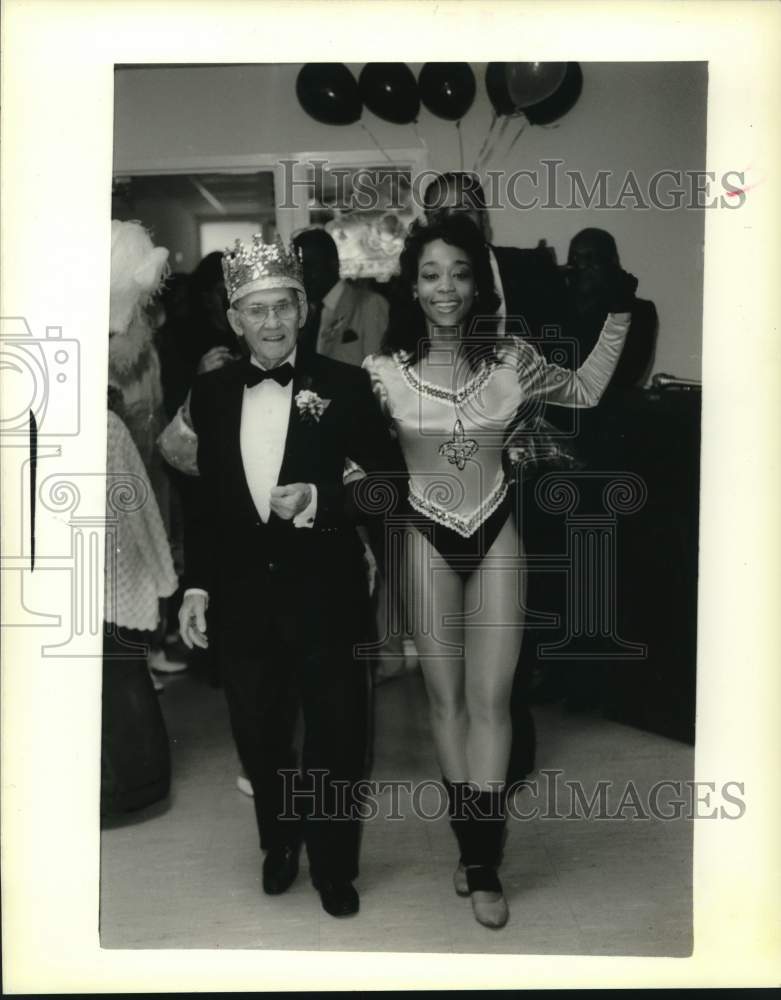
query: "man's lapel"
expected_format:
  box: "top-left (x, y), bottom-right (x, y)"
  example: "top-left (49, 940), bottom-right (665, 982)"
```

top-left (223, 362), bottom-right (259, 520)
top-left (278, 348), bottom-right (324, 486)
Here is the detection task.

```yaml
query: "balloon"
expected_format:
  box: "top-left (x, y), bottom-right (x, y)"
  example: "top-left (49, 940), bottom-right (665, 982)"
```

top-left (485, 62), bottom-right (516, 117)
top-left (296, 63), bottom-right (362, 125)
top-left (505, 62), bottom-right (567, 110)
top-left (418, 63), bottom-right (476, 121)
top-left (359, 63), bottom-right (420, 124)
top-left (524, 62), bottom-right (583, 125)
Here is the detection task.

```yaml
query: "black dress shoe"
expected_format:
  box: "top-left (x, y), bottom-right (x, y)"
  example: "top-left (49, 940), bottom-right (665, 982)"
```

top-left (262, 845), bottom-right (299, 895)
top-left (313, 878), bottom-right (359, 917)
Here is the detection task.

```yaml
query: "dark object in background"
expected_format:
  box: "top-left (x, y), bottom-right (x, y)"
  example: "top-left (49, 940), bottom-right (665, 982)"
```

top-left (418, 63), bottom-right (476, 121)
top-left (601, 385), bottom-right (700, 743)
top-left (485, 61), bottom-right (582, 125)
top-left (296, 63), bottom-right (362, 126)
top-left (519, 385), bottom-right (700, 746)
top-left (101, 626), bottom-right (171, 817)
top-left (359, 63), bottom-right (419, 124)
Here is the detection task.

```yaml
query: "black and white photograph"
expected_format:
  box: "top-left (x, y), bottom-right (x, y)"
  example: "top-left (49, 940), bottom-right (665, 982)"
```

top-left (2, 1), bottom-right (779, 992)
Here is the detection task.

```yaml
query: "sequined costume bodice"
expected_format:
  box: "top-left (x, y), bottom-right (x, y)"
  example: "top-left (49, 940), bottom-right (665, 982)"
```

top-left (362, 316), bottom-right (630, 537)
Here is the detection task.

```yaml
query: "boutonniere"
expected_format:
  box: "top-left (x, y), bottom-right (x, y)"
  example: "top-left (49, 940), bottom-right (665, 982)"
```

top-left (295, 388), bottom-right (331, 423)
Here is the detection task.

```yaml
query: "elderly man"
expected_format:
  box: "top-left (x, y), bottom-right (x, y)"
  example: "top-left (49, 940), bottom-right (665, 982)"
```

top-left (178, 235), bottom-right (394, 918)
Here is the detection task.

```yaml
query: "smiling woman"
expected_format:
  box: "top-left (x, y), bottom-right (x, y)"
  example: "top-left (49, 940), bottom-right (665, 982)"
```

top-left (362, 212), bottom-right (634, 929)
top-left (384, 215), bottom-right (501, 364)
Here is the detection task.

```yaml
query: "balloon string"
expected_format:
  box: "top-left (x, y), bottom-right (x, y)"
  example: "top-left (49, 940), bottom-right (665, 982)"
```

top-left (473, 111), bottom-right (497, 172)
top-left (413, 119), bottom-right (425, 148)
top-left (456, 119), bottom-right (464, 173)
top-left (359, 122), bottom-right (394, 163)
top-left (506, 114), bottom-right (528, 156)
top-left (479, 113), bottom-right (512, 170)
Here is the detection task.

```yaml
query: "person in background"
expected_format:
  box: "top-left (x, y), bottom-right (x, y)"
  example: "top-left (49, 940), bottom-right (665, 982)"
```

top-left (102, 226), bottom-right (179, 816)
top-left (108, 220), bottom-right (184, 683)
top-left (293, 227), bottom-right (389, 364)
top-left (562, 228), bottom-right (658, 401)
top-left (527, 229), bottom-right (658, 711)
top-left (157, 251), bottom-right (244, 420)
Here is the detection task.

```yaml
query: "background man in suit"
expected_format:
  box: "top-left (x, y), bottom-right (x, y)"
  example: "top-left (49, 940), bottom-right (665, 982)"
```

top-left (178, 236), bottom-right (393, 918)
top-left (562, 227), bottom-right (657, 398)
top-left (293, 227), bottom-right (388, 365)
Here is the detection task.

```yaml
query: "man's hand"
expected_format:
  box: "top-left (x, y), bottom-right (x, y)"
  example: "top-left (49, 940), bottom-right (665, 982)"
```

top-left (197, 345), bottom-right (237, 375)
top-left (270, 483), bottom-right (312, 520)
top-left (179, 592), bottom-right (209, 650)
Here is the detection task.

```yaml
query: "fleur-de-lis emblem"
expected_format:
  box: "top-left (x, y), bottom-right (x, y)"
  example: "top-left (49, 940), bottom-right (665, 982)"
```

top-left (439, 419), bottom-right (479, 470)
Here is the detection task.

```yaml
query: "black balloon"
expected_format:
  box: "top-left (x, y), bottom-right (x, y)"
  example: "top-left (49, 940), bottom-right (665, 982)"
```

top-left (418, 63), bottom-right (476, 121)
top-left (485, 62), bottom-right (516, 117)
top-left (359, 63), bottom-right (420, 124)
top-left (524, 62), bottom-right (583, 125)
top-left (296, 63), bottom-right (362, 125)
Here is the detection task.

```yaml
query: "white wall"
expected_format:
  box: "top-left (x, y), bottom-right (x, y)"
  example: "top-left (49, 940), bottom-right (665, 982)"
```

top-left (114, 62), bottom-right (708, 380)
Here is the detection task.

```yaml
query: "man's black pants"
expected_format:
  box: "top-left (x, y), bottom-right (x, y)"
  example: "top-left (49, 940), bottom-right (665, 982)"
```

top-left (219, 612), bottom-right (369, 885)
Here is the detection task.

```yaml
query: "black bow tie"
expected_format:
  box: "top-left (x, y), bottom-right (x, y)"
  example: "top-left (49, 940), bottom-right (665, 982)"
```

top-left (244, 361), bottom-right (294, 388)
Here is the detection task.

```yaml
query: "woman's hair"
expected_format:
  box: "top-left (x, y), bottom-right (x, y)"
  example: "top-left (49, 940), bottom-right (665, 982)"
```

top-left (383, 215), bottom-right (501, 367)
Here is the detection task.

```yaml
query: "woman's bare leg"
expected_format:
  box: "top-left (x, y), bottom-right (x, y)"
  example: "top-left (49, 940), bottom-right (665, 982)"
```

top-left (402, 526), bottom-right (468, 782)
top-left (463, 517), bottom-right (526, 788)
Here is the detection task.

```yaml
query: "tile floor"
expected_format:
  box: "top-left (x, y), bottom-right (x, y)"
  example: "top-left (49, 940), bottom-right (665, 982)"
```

top-left (100, 668), bottom-right (693, 955)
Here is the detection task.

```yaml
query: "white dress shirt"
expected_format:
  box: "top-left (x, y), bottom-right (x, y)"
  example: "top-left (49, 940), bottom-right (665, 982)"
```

top-left (184, 348), bottom-right (316, 605)
top-left (242, 348), bottom-right (317, 526)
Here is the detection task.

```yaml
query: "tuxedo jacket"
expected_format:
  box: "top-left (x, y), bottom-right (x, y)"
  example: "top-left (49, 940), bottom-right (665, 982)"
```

top-left (184, 349), bottom-right (399, 650)
top-left (491, 244), bottom-right (567, 342)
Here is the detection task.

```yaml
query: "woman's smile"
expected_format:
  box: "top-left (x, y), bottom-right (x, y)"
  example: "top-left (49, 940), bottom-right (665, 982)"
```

top-left (416, 238), bottom-right (476, 329)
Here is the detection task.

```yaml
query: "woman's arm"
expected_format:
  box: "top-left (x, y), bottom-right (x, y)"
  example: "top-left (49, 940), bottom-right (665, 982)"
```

top-left (519, 312), bottom-right (632, 408)
top-left (157, 394), bottom-right (200, 475)
top-left (521, 270), bottom-right (638, 408)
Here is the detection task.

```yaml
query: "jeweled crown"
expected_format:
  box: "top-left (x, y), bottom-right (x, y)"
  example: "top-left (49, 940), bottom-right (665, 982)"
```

top-left (222, 234), bottom-right (304, 303)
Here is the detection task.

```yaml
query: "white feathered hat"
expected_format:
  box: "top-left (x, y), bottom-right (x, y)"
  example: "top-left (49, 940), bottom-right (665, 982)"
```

top-left (109, 220), bottom-right (170, 335)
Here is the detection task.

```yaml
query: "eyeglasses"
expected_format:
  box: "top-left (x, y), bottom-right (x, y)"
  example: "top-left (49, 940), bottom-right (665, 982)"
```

top-left (235, 301), bottom-right (297, 324)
